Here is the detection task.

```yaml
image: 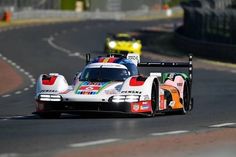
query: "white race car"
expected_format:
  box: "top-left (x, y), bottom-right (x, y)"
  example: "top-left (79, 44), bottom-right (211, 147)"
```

top-left (34, 54), bottom-right (193, 118)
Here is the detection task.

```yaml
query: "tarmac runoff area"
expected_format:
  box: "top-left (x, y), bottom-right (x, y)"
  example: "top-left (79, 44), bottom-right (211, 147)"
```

top-left (56, 128), bottom-right (236, 157)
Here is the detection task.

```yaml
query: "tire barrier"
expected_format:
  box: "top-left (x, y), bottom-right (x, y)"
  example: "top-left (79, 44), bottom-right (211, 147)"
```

top-left (175, 0), bottom-right (236, 63)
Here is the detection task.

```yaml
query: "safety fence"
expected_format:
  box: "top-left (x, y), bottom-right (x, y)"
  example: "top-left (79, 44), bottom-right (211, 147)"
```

top-left (0, 0), bottom-right (61, 11)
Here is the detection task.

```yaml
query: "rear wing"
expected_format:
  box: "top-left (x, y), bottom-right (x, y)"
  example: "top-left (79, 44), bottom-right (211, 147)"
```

top-left (85, 53), bottom-right (140, 66)
top-left (138, 54), bottom-right (193, 84)
top-left (85, 53), bottom-right (126, 64)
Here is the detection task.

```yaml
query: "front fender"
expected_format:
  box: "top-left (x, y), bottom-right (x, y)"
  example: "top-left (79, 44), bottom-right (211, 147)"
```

top-left (120, 76), bottom-right (159, 98)
top-left (36, 73), bottom-right (69, 97)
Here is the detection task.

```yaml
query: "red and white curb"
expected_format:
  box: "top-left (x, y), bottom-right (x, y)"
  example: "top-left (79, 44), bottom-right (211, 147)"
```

top-left (0, 53), bottom-right (36, 98)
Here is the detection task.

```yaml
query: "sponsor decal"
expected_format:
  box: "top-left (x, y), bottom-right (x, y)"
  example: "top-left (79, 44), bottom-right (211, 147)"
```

top-left (121, 91), bottom-right (142, 94)
top-left (127, 55), bottom-right (139, 61)
top-left (40, 90), bottom-right (58, 93)
top-left (177, 83), bottom-right (183, 86)
top-left (140, 104), bottom-right (150, 110)
top-left (131, 100), bottom-right (152, 113)
top-left (169, 101), bottom-right (175, 108)
top-left (59, 89), bottom-right (72, 94)
top-left (159, 94), bottom-right (166, 110)
top-left (132, 104), bottom-right (139, 112)
top-left (104, 89), bottom-right (118, 95)
top-left (76, 81), bottom-right (111, 95)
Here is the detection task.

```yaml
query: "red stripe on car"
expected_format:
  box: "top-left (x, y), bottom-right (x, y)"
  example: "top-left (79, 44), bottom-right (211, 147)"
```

top-left (129, 77), bottom-right (145, 86)
top-left (42, 76), bottom-right (57, 85)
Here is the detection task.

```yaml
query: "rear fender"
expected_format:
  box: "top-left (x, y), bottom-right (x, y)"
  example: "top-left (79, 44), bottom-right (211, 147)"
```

top-left (162, 73), bottom-right (188, 98)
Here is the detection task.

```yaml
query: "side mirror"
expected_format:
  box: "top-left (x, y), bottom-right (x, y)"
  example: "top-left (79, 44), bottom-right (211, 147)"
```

top-left (73, 72), bottom-right (82, 85)
top-left (77, 72), bottom-right (82, 80)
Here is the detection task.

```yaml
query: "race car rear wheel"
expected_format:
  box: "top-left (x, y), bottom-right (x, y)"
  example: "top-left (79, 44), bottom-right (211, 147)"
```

top-left (147, 82), bottom-right (158, 117)
top-left (180, 81), bottom-right (190, 114)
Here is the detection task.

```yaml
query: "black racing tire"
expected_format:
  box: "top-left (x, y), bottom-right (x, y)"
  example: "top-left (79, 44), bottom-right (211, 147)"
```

top-left (147, 82), bottom-right (158, 117)
top-left (38, 112), bottom-right (61, 119)
top-left (179, 81), bottom-right (190, 115)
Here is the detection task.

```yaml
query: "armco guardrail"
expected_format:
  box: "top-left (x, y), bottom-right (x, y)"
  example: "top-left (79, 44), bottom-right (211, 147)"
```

top-left (175, 27), bottom-right (236, 63)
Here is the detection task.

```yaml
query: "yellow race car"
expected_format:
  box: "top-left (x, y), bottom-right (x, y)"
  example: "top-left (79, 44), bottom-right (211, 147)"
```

top-left (105, 33), bottom-right (142, 55)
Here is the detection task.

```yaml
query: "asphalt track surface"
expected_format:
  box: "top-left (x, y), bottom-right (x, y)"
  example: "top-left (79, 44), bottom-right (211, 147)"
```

top-left (0, 19), bottom-right (236, 157)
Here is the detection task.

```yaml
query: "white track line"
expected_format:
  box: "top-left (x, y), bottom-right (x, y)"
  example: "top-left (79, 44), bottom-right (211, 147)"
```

top-left (47, 36), bottom-right (72, 55)
top-left (209, 123), bottom-right (236, 128)
top-left (69, 138), bottom-right (121, 148)
top-left (150, 130), bottom-right (189, 136)
top-left (0, 115), bottom-right (33, 121)
top-left (15, 91), bottom-right (22, 95)
top-left (0, 153), bottom-right (19, 157)
top-left (24, 88), bottom-right (29, 91)
top-left (47, 36), bottom-right (86, 60)
top-left (1, 94), bottom-right (11, 98)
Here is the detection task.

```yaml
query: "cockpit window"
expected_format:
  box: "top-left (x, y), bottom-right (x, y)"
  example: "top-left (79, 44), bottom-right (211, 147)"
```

top-left (80, 68), bottom-right (130, 82)
top-left (125, 63), bottom-right (139, 75)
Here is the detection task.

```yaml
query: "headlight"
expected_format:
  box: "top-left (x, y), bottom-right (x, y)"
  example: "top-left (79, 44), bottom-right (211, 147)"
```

top-left (125, 95), bottom-right (139, 102)
top-left (39, 95), bottom-right (61, 102)
top-left (108, 41), bottom-right (116, 48)
top-left (112, 95), bottom-right (125, 103)
top-left (132, 43), bottom-right (140, 49)
top-left (112, 95), bottom-right (140, 103)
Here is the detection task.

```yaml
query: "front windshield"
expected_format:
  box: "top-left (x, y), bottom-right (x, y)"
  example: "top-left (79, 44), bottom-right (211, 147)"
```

top-left (80, 68), bottom-right (130, 82)
top-left (114, 36), bottom-right (134, 41)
